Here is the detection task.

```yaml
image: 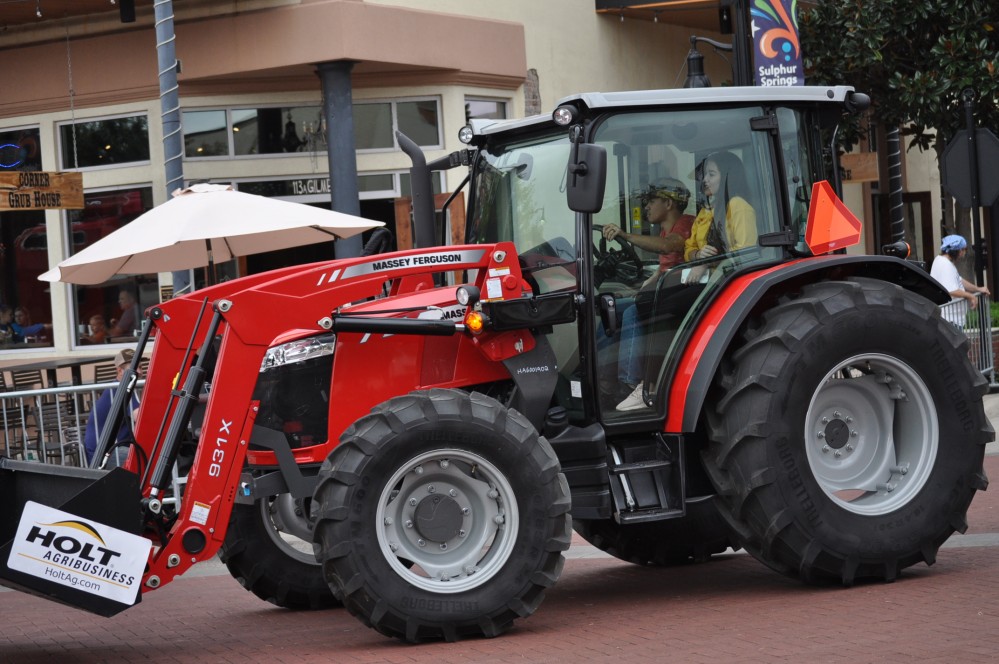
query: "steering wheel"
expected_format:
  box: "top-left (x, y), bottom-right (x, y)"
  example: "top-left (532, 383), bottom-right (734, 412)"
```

top-left (591, 225), bottom-right (645, 286)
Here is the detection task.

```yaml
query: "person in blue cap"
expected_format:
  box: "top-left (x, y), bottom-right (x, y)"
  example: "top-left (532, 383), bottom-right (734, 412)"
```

top-left (930, 234), bottom-right (990, 327)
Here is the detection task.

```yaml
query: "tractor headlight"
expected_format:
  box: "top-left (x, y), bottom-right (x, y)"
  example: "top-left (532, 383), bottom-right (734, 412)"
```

top-left (260, 334), bottom-right (336, 373)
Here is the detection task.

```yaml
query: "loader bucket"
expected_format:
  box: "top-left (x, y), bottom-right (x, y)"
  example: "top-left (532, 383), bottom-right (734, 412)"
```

top-left (0, 457), bottom-right (146, 617)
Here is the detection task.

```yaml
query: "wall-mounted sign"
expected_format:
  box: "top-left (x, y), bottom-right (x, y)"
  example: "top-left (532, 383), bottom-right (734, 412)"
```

top-left (751, 0), bottom-right (804, 87)
top-left (840, 153), bottom-right (879, 183)
top-left (0, 171), bottom-right (84, 210)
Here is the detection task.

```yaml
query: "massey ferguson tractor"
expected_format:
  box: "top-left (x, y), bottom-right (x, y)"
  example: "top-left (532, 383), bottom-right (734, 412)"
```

top-left (0, 86), bottom-right (992, 642)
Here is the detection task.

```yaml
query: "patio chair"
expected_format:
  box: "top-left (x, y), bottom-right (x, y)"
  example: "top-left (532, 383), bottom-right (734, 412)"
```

top-left (0, 395), bottom-right (32, 459)
top-left (32, 397), bottom-right (83, 466)
top-left (9, 369), bottom-right (44, 391)
top-left (93, 363), bottom-right (119, 384)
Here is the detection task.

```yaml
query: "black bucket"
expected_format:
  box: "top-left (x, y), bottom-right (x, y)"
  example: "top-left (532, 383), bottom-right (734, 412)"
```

top-left (0, 457), bottom-right (145, 617)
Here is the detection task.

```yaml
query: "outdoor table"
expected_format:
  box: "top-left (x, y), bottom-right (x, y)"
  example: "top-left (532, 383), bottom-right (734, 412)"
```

top-left (2, 355), bottom-right (117, 387)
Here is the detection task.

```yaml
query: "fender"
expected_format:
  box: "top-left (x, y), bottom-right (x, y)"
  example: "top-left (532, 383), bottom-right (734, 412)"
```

top-left (666, 254), bottom-right (949, 433)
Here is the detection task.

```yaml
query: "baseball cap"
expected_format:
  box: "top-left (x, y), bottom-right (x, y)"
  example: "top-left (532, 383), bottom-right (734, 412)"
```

top-left (941, 234), bottom-right (967, 252)
top-left (640, 178), bottom-right (691, 207)
top-left (114, 349), bottom-right (135, 367)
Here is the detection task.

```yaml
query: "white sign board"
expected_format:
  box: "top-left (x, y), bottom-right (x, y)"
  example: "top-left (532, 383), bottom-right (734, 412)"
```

top-left (7, 501), bottom-right (151, 606)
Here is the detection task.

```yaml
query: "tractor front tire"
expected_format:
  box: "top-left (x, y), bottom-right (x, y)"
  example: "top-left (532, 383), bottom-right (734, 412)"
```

top-left (704, 278), bottom-right (991, 585)
top-left (313, 389), bottom-right (571, 642)
top-left (220, 493), bottom-right (339, 609)
top-left (573, 496), bottom-right (735, 565)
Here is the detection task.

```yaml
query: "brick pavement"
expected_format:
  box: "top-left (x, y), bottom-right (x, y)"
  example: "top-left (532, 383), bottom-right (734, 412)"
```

top-left (2, 456), bottom-right (998, 663)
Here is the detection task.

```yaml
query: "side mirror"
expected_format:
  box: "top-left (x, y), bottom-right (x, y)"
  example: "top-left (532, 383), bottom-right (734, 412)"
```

top-left (566, 143), bottom-right (607, 213)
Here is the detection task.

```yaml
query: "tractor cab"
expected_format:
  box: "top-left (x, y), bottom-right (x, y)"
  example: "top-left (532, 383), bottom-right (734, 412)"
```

top-left (460, 86), bottom-right (865, 427)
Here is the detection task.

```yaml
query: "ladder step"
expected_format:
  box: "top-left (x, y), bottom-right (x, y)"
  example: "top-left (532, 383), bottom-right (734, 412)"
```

top-left (609, 459), bottom-right (671, 474)
top-left (617, 506), bottom-right (684, 524)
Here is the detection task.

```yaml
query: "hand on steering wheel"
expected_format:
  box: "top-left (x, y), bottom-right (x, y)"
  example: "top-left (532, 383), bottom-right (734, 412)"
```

top-left (592, 224), bottom-right (644, 286)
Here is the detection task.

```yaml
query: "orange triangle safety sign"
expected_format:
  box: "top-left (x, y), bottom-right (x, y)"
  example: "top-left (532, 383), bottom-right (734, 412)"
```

top-left (805, 180), bottom-right (863, 255)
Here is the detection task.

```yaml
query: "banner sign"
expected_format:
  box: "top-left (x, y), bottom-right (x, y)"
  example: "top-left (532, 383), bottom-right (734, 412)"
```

top-left (751, 0), bottom-right (804, 87)
top-left (0, 171), bottom-right (84, 210)
top-left (7, 501), bottom-right (150, 607)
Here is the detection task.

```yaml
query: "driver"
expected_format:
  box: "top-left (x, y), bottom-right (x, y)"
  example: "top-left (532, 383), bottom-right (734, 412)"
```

top-left (600, 177), bottom-right (695, 276)
top-left (598, 178), bottom-right (694, 409)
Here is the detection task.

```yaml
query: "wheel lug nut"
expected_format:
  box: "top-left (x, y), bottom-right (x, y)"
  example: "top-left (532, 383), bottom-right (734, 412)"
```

top-left (817, 431), bottom-right (825, 439)
top-left (428, 485), bottom-right (436, 493)
top-left (493, 515), bottom-right (505, 524)
top-left (833, 411), bottom-right (842, 418)
top-left (458, 529), bottom-right (466, 538)
top-left (383, 517), bottom-right (393, 525)
top-left (461, 507), bottom-right (470, 515)
top-left (487, 489), bottom-right (499, 499)
top-left (440, 543), bottom-right (448, 550)
top-left (414, 466), bottom-right (424, 475)
top-left (389, 543), bottom-right (399, 552)
top-left (409, 498), bottom-right (417, 507)
top-left (821, 417), bottom-right (829, 424)
top-left (463, 565), bottom-right (475, 575)
top-left (846, 416), bottom-right (853, 423)
top-left (846, 445), bottom-right (853, 452)
top-left (439, 459), bottom-right (450, 469)
top-left (449, 489), bottom-right (457, 497)
top-left (405, 520), bottom-right (413, 529)
top-left (851, 430), bottom-right (858, 437)
top-left (417, 539), bottom-right (426, 547)
top-left (822, 445), bottom-right (830, 453)
top-left (834, 450), bottom-right (842, 458)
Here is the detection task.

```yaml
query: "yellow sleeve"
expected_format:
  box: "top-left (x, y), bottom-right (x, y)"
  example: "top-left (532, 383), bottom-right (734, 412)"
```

top-left (726, 197), bottom-right (758, 251)
top-left (684, 209), bottom-right (711, 261)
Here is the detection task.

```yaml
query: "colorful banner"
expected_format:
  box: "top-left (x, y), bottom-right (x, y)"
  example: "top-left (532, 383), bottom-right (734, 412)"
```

top-left (751, 0), bottom-right (804, 87)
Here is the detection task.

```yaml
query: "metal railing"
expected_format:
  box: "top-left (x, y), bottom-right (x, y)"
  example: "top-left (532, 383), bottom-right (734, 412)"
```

top-left (0, 378), bottom-right (189, 508)
top-left (940, 292), bottom-right (996, 386)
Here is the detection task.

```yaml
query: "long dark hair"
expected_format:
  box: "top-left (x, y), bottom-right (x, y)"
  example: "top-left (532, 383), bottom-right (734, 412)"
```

top-left (703, 150), bottom-right (751, 253)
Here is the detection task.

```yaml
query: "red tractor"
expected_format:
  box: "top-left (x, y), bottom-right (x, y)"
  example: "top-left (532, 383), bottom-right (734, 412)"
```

top-left (0, 86), bottom-right (991, 642)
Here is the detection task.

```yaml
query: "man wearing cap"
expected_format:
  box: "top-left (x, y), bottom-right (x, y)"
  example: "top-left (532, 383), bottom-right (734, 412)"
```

top-left (930, 234), bottom-right (990, 327)
top-left (83, 349), bottom-right (141, 467)
top-left (598, 179), bottom-right (695, 408)
top-left (601, 177), bottom-right (695, 272)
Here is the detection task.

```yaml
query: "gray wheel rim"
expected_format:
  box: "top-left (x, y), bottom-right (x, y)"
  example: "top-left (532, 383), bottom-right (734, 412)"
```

top-left (260, 493), bottom-right (320, 565)
top-left (376, 449), bottom-right (519, 594)
top-left (804, 353), bottom-right (938, 515)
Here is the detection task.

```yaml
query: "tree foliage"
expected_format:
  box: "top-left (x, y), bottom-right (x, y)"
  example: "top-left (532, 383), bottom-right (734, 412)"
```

top-left (799, 1), bottom-right (999, 152)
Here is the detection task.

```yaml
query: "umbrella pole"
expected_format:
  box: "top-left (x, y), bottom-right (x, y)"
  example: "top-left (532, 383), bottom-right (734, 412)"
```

top-left (205, 239), bottom-right (216, 286)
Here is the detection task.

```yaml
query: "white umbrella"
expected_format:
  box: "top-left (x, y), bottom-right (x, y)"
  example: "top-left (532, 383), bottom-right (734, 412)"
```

top-left (40, 184), bottom-right (384, 285)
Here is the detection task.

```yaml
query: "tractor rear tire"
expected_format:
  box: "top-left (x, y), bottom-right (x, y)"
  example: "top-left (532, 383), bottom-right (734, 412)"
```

top-left (703, 278), bottom-right (991, 585)
top-left (220, 493), bottom-right (340, 609)
top-left (313, 389), bottom-right (571, 642)
top-left (573, 496), bottom-right (735, 565)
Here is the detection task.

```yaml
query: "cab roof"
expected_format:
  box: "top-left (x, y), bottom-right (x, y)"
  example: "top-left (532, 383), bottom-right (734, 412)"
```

top-left (470, 85), bottom-right (858, 138)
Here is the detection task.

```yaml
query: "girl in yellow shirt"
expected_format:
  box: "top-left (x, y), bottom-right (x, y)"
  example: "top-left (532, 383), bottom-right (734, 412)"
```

top-left (683, 151), bottom-right (757, 283)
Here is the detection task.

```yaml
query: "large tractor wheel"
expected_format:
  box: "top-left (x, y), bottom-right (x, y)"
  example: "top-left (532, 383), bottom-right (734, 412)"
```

top-left (703, 278), bottom-right (991, 585)
top-left (573, 496), bottom-right (735, 565)
top-left (220, 492), bottom-right (339, 609)
top-left (313, 389), bottom-right (571, 642)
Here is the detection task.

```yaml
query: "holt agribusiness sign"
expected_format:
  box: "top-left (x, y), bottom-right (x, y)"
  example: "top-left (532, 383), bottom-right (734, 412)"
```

top-left (751, 0), bottom-right (804, 87)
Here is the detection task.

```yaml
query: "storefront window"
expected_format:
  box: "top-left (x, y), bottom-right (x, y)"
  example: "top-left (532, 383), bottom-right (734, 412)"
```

top-left (230, 106), bottom-right (327, 156)
top-left (59, 115), bottom-right (150, 169)
top-left (0, 127), bottom-right (42, 171)
top-left (67, 187), bottom-right (156, 347)
top-left (354, 98), bottom-right (441, 150)
top-left (354, 103), bottom-right (394, 150)
top-left (465, 98), bottom-right (508, 122)
top-left (0, 126), bottom-right (49, 349)
top-left (397, 100), bottom-right (440, 147)
top-left (183, 110), bottom-right (228, 157)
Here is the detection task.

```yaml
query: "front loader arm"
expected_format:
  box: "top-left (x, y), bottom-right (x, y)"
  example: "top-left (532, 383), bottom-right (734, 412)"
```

top-left (141, 242), bottom-right (532, 590)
